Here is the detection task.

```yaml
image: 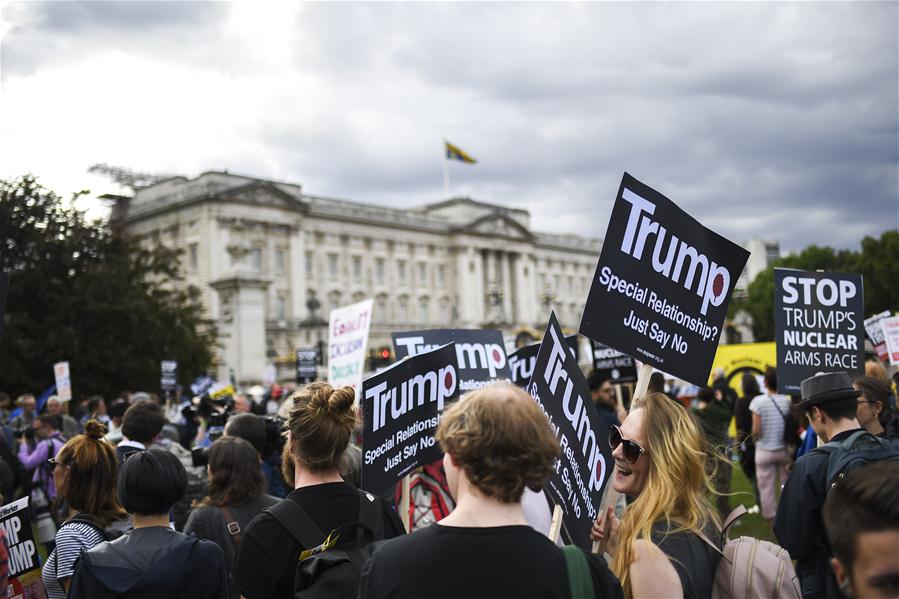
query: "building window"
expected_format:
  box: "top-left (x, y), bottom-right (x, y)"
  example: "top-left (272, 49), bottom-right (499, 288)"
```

top-left (419, 297), bottom-right (429, 323)
top-left (397, 260), bottom-right (407, 283)
top-left (554, 274), bottom-right (561, 291)
top-left (275, 249), bottom-right (285, 275)
top-left (305, 252), bottom-right (314, 275)
top-left (418, 263), bottom-right (427, 285)
top-left (188, 243), bottom-right (198, 272)
top-left (437, 265), bottom-right (445, 286)
top-left (397, 297), bottom-right (408, 324)
top-left (352, 256), bottom-right (362, 281)
top-left (439, 300), bottom-right (450, 325)
top-left (376, 296), bottom-right (387, 323)
top-left (250, 248), bottom-right (262, 272)
top-left (375, 258), bottom-right (385, 284)
top-left (567, 275), bottom-right (573, 292)
top-left (328, 254), bottom-right (338, 277)
top-left (328, 290), bottom-right (341, 313)
top-left (275, 296), bottom-right (286, 321)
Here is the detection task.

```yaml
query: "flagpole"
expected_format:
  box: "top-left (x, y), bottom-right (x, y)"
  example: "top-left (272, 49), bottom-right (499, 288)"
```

top-left (442, 143), bottom-right (450, 198)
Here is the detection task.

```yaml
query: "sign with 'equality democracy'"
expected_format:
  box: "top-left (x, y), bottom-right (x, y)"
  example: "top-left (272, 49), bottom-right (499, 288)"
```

top-left (774, 269), bottom-right (864, 394)
top-left (528, 312), bottom-right (613, 551)
top-left (361, 343), bottom-right (459, 495)
top-left (392, 329), bottom-right (510, 392)
top-left (880, 316), bottom-right (899, 366)
top-left (509, 335), bottom-right (579, 388)
top-left (54, 361), bottom-right (72, 402)
top-left (328, 299), bottom-right (374, 394)
top-left (0, 497), bottom-right (40, 579)
top-left (579, 173), bottom-right (749, 386)
top-left (590, 340), bottom-right (638, 384)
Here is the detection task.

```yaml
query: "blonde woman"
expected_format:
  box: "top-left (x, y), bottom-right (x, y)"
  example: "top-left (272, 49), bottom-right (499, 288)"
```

top-left (591, 392), bottom-right (720, 599)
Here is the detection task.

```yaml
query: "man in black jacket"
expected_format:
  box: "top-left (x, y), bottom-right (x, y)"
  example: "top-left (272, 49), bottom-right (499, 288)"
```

top-left (774, 372), bottom-right (864, 599)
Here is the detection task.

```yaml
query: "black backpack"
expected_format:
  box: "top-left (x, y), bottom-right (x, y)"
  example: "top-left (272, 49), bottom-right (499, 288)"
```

top-left (814, 429), bottom-right (899, 490)
top-left (266, 490), bottom-right (389, 599)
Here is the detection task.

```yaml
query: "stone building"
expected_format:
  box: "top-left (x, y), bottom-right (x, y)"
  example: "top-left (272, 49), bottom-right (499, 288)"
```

top-left (116, 171), bottom-right (602, 384)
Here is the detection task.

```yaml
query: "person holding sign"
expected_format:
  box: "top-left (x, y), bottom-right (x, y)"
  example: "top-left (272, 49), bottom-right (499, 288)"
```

top-left (358, 383), bottom-right (623, 599)
top-left (232, 383), bottom-right (404, 599)
top-left (42, 421), bottom-right (128, 599)
top-left (591, 392), bottom-right (720, 599)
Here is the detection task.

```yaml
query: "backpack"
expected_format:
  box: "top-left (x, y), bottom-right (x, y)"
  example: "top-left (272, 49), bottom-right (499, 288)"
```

top-left (266, 490), bottom-right (388, 599)
top-left (768, 396), bottom-right (802, 450)
top-left (561, 545), bottom-right (595, 599)
top-left (699, 506), bottom-right (801, 599)
top-left (63, 513), bottom-right (129, 542)
top-left (395, 461), bottom-right (454, 531)
top-left (813, 429), bottom-right (899, 490)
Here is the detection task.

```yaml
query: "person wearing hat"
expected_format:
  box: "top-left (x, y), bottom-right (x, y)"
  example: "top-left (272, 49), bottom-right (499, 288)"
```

top-left (774, 372), bottom-right (868, 599)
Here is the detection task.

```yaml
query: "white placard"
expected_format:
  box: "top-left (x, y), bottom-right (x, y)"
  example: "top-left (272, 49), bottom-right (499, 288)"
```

top-left (881, 316), bottom-right (899, 366)
top-left (328, 298), bottom-right (374, 397)
top-left (53, 361), bottom-right (71, 401)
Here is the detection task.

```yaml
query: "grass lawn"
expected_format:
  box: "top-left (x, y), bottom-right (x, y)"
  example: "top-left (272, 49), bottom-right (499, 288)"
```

top-left (724, 461), bottom-right (777, 543)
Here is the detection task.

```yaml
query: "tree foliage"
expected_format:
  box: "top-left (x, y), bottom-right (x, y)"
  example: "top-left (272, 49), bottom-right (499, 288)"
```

top-left (0, 175), bottom-right (216, 398)
top-left (737, 230), bottom-right (899, 341)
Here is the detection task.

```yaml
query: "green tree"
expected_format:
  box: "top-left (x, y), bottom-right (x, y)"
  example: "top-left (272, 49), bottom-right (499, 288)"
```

top-left (737, 231), bottom-right (898, 341)
top-left (0, 175), bottom-right (216, 399)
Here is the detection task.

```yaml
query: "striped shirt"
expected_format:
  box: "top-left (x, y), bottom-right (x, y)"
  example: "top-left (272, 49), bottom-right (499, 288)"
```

top-left (41, 522), bottom-right (105, 599)
top-left (749, 393), bottom-right (792, 451)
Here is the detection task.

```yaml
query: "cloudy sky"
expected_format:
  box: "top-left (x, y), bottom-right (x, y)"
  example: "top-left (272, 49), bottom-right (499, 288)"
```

top-left (1, 1), bottom-right (896, 252)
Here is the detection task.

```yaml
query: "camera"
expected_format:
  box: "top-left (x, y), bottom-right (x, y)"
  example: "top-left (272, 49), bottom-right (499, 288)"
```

top-left (13, 425), bottom-right (35, 440)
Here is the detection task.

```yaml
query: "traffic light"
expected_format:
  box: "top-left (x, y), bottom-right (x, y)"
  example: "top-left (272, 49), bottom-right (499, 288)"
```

top-left (371, 346), bottom-right (393, 368)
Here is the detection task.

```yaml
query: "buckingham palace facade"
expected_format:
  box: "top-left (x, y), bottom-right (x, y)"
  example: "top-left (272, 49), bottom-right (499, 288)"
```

top-left (115, 171), bottom-right (602, 384)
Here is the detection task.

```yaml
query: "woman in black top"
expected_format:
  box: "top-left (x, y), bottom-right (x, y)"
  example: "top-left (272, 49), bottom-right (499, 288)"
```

top-left (184, 436), bottom-right (279, 598)
top-left (853, 375), bottom-right (899, 439)
top-left (592, 392), bottom-right (720, 599)
top-left (232, 383), bottom-right (404, 599)
top-left (358, 383), bottom-right (623, 599)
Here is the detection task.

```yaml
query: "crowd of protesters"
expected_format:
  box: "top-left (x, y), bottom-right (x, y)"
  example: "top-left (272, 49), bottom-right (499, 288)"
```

top-left (0, 354), bottom-right (894, 599)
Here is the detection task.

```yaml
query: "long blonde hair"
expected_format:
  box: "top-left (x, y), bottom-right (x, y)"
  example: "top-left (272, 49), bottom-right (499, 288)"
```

top-left (612, 392), bottom-right (719, 597)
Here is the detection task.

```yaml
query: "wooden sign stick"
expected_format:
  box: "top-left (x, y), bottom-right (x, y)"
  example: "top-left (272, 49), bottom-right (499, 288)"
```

top-left (548, 504), bottom-right (564, 543)
top-left (400, 475), bottom-right (411, 533)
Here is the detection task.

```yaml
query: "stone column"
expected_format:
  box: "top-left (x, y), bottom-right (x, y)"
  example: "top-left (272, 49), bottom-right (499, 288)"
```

top-left (500, 251), bottom-right (513, 324)
top-left (289, 226), bottom-right (307, 321)
top-left (211, 276), bottom-right (271, 385)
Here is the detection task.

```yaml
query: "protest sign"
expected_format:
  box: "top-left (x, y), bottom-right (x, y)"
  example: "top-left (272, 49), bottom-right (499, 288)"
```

top-left (160, 360), bottom-right (178, 394)
top-left (262, 364), bottom-right (277, 387)
top-left (774, 269), bottom-right (864, 394)
top-left (190, 374), bottom-right (215, 396)
top-left (590, 341), bottom-right (637, 384)
top-left (328, 298), bottom-right (374, 395)
top-left (0, 497), bottom-right (40, 581)
top-left (53, 361), bottom-right (72, 402)
top-left (864, 310), bottom-right (892, 362)
top-left (509, 335), bottom-right (579, 387)
top-left (527, 312), bottom-right (613, 551)
top-left (295, 347), bottom-right (318, 383)
top-left (392, 328), bottom-right (511, 391)
top-left (0, 271), bottom-right (8, 345)
top-left (361, 344), bottom-right (459, 495)
top-left (579, 173), bottom-right (749, 386)
top-left (881, 316), bottom-right (899, 366)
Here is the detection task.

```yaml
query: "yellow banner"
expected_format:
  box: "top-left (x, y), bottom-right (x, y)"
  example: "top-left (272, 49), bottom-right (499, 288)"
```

top-left (708, 342), bottom-right (776, 395)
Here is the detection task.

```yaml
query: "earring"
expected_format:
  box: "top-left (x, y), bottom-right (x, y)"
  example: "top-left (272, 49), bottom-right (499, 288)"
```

top-left (840, 578), bottom-right (852, 597)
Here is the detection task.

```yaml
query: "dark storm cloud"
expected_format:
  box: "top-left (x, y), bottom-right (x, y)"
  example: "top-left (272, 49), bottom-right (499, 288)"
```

top-left (2, 1), bottom-right (895, 253)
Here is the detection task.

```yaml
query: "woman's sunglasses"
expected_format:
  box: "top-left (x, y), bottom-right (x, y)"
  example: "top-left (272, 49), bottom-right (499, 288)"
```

top-left (47, 458), bottom-right (69, 469)
top-left (609, 425), bottom-right (645, 464)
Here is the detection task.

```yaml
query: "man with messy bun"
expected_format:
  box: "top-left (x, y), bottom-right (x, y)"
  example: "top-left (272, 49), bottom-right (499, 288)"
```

top-left (42, 420), bottom-right (129, 599)
top-left (232, 382), bottom-right (405, 599)
top-left (358, 382), bottom-right (623, 599)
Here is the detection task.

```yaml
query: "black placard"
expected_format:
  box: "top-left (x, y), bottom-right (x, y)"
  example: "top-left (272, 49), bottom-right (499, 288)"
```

top-left (296, 348), bottom-right (318, 383)
top-left (509, 335), bottom-right (579, 388)
top-left (774, 268), bottom-right (864, 394)
top-left (527, 312), bottom-right (613, 551)
top-left (0, 497), bottom-right (40, 578)
top-left (361, 344), bottom-right (459, 495)
top-left (392, 329), bottom-right (511, 392)
top-left (590, 341), bottom-right (638, 384)
top-left (160, 360), bottom-right (178, 393)
top-left (579, 173), bottom-right (749, 386)
top-left (0, 272), bottom-right (8, 345)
